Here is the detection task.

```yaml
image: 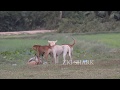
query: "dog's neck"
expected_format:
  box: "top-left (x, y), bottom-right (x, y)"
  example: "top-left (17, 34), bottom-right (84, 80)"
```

top-left (49, 44), bottom-right (56, 48)
top-left (51, 45), bottom-right (56, 47)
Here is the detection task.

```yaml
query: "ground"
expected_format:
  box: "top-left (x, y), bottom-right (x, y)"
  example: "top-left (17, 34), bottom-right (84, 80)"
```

top-left (0, 30), bottom-right (120, 79)
top-left (0, 60), bottom-right (120, 79)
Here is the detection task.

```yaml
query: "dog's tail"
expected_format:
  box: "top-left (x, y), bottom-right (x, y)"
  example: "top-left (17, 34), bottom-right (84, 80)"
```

top-left (70, 37), bottom-right (76, 47)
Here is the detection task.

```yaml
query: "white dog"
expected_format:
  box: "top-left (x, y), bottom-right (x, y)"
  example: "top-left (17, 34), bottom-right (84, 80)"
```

top-left (48, 40), bottom-right (73, 65)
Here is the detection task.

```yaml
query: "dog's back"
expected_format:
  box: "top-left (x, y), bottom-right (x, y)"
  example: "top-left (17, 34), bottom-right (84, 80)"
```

top-left (51, 45), bottom-right (63, 55)
top-left (51, 45), bottom-right (71, 57)
top-left (32, 44), bottom-right (52, 61)
top-left (33, 45), bottom-right (51, 53)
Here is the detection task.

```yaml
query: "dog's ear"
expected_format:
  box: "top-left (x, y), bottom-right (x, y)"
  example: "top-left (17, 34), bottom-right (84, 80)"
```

top-left (55, 40), bottom-right (57, 43)
top-left (48, 40), bottom-right (50, 43)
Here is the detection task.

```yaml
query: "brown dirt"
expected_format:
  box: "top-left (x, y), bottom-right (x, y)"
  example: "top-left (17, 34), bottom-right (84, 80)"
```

top-left (0, 30), bottom-right (56, 35)
top-left (0, 59), bottom-right (120, 79)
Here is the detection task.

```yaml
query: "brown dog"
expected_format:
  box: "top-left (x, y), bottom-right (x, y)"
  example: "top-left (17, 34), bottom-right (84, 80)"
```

top-left (32, 45), bottom-right (52, 64)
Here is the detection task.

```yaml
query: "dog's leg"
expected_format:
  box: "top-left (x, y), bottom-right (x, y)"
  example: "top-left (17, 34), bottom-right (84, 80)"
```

top-left (63, 58), bottom-right (67, 65)
top-left (36, 50), bottom-right (41, 64)
top-left (56, 55), bottom-right (59, 64)
top-left (68, 55), bottom-right (72, 65)
top-left (68, 48), bottom-right (72, 65)
top-left (53, 51), bottom-right (57, 64)
top-left (42, 53), bottom-right (45, 60)
top-left (54, 55), bottom-right (57, 64)
top-left (44, 51), bottom-right (49, 61)
top-left (63, 51), bottom-right (67, 65)
top-left (49, 52), bottom-right (54, 63)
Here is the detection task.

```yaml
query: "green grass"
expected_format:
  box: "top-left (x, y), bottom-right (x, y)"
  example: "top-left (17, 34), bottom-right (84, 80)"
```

top-left (0, 39), bottom-right (47, 51)
top-left (0, 32), bottom-right (120, 79)
top-left (74, 33), bottom-right (120, 48)
top-left (0, 32), bottom-right (120, 64)
top-left (0, 39), bottom-right (48, 65)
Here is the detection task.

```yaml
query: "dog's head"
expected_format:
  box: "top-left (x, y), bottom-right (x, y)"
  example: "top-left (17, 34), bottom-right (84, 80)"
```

top-left (32, 45), bottom-right (40, 50)
top-left (48, 40), bottom-right (57, 46)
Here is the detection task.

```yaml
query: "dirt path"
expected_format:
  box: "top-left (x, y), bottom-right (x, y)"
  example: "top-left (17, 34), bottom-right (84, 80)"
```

top-left (0, 30), bottom-right (56, 35)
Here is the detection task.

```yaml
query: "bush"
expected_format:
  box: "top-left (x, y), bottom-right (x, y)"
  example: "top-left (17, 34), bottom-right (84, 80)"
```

top-left (58, 13), bottom-right (120, 33)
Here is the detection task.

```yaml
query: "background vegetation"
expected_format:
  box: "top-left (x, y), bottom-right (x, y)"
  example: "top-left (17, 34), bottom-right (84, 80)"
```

top-left (0, 11), bottom-right (120, 33)
top-left (0, 33), bottom-right (120, 65)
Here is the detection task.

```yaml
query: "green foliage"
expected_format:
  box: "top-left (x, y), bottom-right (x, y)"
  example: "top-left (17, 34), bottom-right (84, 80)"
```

top-left (1, 11), bottom-right (120, 33)
top-left (0, 11), bottom-right (59, 32)
top-left (58, 12), bottom-right (120, 33)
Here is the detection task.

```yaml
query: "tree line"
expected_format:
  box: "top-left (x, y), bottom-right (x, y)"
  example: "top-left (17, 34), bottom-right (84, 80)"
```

top-left (0, 11), bottom-right (120, 33)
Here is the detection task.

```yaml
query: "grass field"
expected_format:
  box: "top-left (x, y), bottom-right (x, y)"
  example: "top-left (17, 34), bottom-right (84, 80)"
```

top-left (0, 32), bottom-right (120, 79)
